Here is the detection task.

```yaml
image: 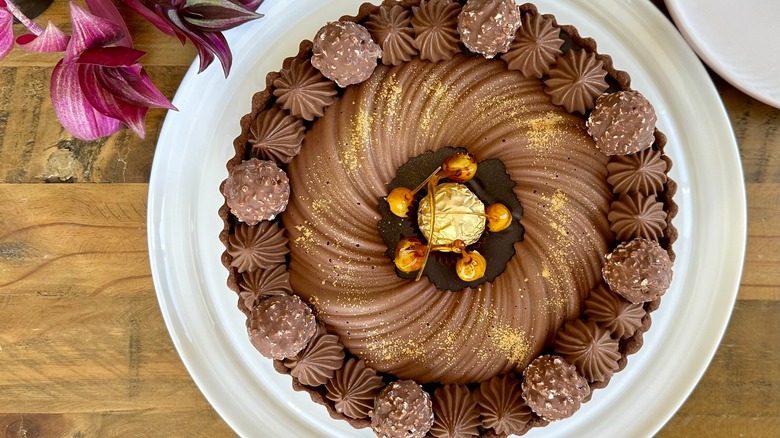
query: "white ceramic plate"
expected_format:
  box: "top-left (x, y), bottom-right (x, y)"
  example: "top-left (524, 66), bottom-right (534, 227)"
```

top-left (147, 1), bottom-right (746, 436)
top-left (665, 0), bottom-right (780, 108)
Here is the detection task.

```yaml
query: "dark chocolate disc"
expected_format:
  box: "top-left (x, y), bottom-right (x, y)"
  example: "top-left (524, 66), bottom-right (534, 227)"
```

top-left (377, 147), bottom-right (524, 291)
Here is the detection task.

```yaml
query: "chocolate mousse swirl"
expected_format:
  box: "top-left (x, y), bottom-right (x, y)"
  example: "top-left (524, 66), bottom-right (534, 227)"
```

top-left (283, 55), bottom-right (613, 384)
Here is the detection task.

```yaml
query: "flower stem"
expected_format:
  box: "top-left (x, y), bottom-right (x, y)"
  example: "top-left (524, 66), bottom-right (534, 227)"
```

top-left (4, 0), bottom-right (43, 35)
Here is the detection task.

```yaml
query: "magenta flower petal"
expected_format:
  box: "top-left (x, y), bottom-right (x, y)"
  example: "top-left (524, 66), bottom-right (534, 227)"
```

top-left (0, 0), bottom-right (7, 8)
top-left (79, 65), bottom-right (148, 138)
top-left (161, 5), bottom-right (230, 74)
top-left (16, 21), bottom-right (70, 53)
top-left (85, 0), bottom-right (132, 47)
top-left (0, 8), bottom-right (13, 61)
top-left (97, 64), bottom-right (176, 110)
top-left (51, 60), bottom-right (121, 140)
top-left (77, 46), bottom-right (145, 66)
top-left (66, 2), bottom-right (126, 62)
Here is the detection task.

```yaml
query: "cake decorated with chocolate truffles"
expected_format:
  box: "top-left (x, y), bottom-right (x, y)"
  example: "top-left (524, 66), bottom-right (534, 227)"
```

top-left (219, 1), bottom-right (678, 436)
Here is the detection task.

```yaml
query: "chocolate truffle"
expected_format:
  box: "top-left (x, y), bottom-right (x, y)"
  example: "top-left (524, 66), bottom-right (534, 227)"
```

top-left (521, 355), bottom-right (590, 421)
top-left (603, 238), bottom-right (673, 304)
top-left (311, 21), bottom-right (382, 87)
top-left (371, 380), bottom-right (434, 438)
top-left (247, 294), bottom-right (316, 360)
top-left (457, 0), bottom-right (521, 59)
top-left (223, 158), bottom-right (290, 224)
top-left (587, 90), bottom-right (657, 156)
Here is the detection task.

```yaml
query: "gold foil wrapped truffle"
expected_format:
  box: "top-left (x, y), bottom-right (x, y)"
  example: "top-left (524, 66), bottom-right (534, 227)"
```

top-left (311, 21), bottom-right (382, 87)
top-left (418, 182), bottom-right (486, 248)
top-left (223, 158), bottom-right (290, 224)
top-left (247, 294), bottom-right (316, 360)
top-left (371, 380), bottom-right (434, 438)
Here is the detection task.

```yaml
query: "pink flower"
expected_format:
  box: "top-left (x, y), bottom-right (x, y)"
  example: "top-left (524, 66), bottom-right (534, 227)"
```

top-left (50, 2), bottom-right (175, 140)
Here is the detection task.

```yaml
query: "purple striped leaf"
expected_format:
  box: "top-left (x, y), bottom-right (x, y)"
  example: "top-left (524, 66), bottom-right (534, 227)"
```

top-left (234, 0), bottom-right (264, 12)
top-left (181, 0), bottom-right (262, 32)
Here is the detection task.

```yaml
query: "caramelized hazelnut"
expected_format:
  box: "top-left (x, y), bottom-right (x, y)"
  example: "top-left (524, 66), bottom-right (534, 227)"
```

top-left (442, 153), bottom-right (477, 183)
top-left (386, 186), bottom-right (415, 217)
top-left (486, 203), bottom-right (512, 232)
top-left (394, 236), bottom-right (427, 273)
top-left (456, 250), bottom-right (486, 281)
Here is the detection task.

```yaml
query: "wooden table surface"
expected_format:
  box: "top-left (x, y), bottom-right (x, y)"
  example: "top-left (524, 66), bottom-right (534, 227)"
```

top-left (0, 2), bottom-right (777, 437)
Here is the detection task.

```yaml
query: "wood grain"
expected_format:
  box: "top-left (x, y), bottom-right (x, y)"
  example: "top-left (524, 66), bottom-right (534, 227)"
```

top-left (0, 184), bottom-right (234, 437)
top-left (0, 1), bottom-right (777, 437)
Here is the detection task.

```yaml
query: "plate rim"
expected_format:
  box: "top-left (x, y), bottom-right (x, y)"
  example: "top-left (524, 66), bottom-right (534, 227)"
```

top-left (664, 0), bottom-right (780, 108)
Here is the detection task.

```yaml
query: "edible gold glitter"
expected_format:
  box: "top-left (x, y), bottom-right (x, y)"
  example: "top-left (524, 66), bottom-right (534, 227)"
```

top-left (311, 199), bottom-right (331, 214)
top-left (376, 73), bottom-right (403, 120)
top-left (490, 323), bottom-right (531, 365)
top-left (526, 112), bottom-right (564, 151)
top-left (537, 188), bottom-right (579, 313)
top-left (419, 77), bottom-right (456, 133)
top-left (293, 221), bottom-right (317, 253)
top-left (338, 108), bottom-right (373, 173)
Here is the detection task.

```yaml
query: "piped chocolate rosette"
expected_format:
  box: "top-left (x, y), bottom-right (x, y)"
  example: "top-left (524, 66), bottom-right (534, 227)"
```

top-left (218, 1), bottom-right (677, 436)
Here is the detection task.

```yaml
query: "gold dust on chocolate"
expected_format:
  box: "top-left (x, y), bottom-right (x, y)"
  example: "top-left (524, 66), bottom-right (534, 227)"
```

top-left (362, 294), bottom-right (531, 376)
